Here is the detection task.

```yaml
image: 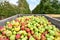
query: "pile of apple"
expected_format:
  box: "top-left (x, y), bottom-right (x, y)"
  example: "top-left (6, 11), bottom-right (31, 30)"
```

top-left (0, 16), bottom-right (60, 40)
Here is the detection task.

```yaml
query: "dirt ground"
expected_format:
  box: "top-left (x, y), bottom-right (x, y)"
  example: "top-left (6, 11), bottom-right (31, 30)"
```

top-left (46, 14), bottom-right (60, 17)
top-left (45, 14), bottom-right (60, 20)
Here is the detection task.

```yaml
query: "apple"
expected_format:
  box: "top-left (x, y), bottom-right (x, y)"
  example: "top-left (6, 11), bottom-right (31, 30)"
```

top-left (41, 34), bottom-right (46, 40)
top-left (25, 17), bottom-right (29, 21)
top-left (49, 30), bottom-right (55, 36)
top-left (11, 28), bottom-right (14, 31)
top-left (44, 31), bottom-right (48, 35)
top-left (10, 35), bottom-right (15, 40)
top-left (5, 38), bottom-right (9, 40)
top-left (27, 32), bottom-right (31, 39)
top-left (21, 26), bottom-right (25, 30)
top-left (8, 23), bottom-right (12, 29)
top-left (2, 31), bottom-right (6, 35)
top-left (14, 27), bottom-right (20, 32)
top-left (6, 30), bottom-right (12, 37)
top-left (17, 39), bottom-right (20, 40)
top-left (21, 35), bottom-right (24, 38)
top-left (21, 22), bottom-right (25, 26)
top-left (14, 22), bottom-right (19, 26)
top-left (25, 28), bottom-right (30, 33)
top-left (16, 34), bottom-right (21, 39)
top-left (30, 30), bottom-right (34, 35)
top-left (29, 36), bottom-right (35, 40)
top-left (13, 31), bottom-right (17, 35)
top-left (11, 20), bottom-right (20, 26)
top-left (0, 26), bottom-right (6, 32)
top-left (0, 16), bottom-right (60, 40)
top-left (15, 19), bottom-right (20, 22)
top-left (47, 38), bottom-right (52, 40)
top-left (22, 37), bottom-right (27, 40)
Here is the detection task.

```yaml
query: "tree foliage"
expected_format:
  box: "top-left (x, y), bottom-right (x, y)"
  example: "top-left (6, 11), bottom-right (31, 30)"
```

top-left (0, 0), bottom-right (31, 19)
top-left (0, 1), bottom-right (19, 19)
top-left (18, 0), bottom-right (31, 14)
top-left (32, 0), bottom-right (60, 14)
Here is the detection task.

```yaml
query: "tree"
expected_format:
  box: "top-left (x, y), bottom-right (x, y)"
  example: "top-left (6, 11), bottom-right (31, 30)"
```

top-left (18, 0), bottom-right (31, 14)
top-left (0, 1), bottom-right (19, 19)
top-left (32, 3), bottom-right (40, 14)
top-left (32, 0), bottom-right (60, 14)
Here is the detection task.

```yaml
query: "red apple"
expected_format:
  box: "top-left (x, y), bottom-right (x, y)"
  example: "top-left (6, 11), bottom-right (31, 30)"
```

top-left (25, 28), bottom-right (30, 33)
top-left (27, 32), bottom-right (31, 39)
top-left (8, 23), bottom-right (12, 29)
top-left (0, 36), bottom-right (8, 40)
top-left (41, 34), bottom-right (46, 40)
top-left (25, 18), bottom-right (29, 21)
top-left (21, 22), bottom-right (25, 26)
top-left (16, 34), bottom-right (21, 39)
top-left (2, 31), bottom-right (6, 35)
top-left (21, 26), bottom-right (25, 30)
top-left (15, 19), bottom-right (20, 22)
top-left (44, 31), bottom-right (48, 35)
top-left (5, 38), bottom-right (9, 40)
top-left (30, 30), bottom-right (34, 35)
top-left (35, 36), bottom-right (39, 40)
top-left (0, 26), bottom-right (5, 31)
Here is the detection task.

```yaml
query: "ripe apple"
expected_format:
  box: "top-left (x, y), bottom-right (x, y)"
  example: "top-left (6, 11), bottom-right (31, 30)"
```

top-left (21, 22), bottom-right (25, 26)
top-left (13, 31), bottom-right (17, 35)
top-left (30, 30), bottom-right (34, 35)
top-left (44, 31), bottom-right (48, 35)
top-left (27, 32), bottom-right (31, 39)
top-left (5, 38), bottom-right (9, 40)
top-left (0, 26), bottom-right (6, 32)
top-left (14, 27), bottom-right (20, 32)
top-left (2, 31), bottom-right (6, 35)
top-left (10, 35), bottom-right (15, 40)
top-left (14, 22), bottom-right (19, 26)
top-left (8, 23), bottom-right (12, 29)
top-left (21, 26), bottom-right (25, 30)
top-left (29, 36), bottom-right (35, 40)
top-left (41, 34), bottom-right (46, 40)
top-left (25, 28), bottom-right (30, 33)
top-left (16, 34), bottom-right (21, 39)
top-left (25, 18), bottom-right (29, 21)
top-left (15, 18), bottom-right (20, 22)
top-left (11, 20), bottom-right (20, 26)
top-left (6, 30), bottom-right (12, 37)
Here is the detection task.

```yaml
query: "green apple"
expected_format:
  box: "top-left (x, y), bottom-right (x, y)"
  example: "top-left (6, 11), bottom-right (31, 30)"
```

top-left (21, 35), bottom-right (24, 38)
top-left (55, 37), bottom-right (60, 40)
top-left (10, 35), bottom-right (15, 40)
top-left (29, 36), bottom-right (35, 40)
top-left (13, 31), bottom-right (17, 35)
top-left (11, 28), bottom-right (14, 31)
top-left (46, 34), bottom-right (50, 38)
top-left (6, 30), bottom-right (12, 37)
top-left (49, 36), bottom-right (54, 39)
top-left (48, 25), bottom-right (53, 30)
top-left (47, 38), bottom-right (53, 40)
top-left (17, 39), bottom-right (20, 40)
top-left (22, 38), bottom-right (27, 40)
top-left (11, 20), bottom-right (19, 26)
top-left (49, 30), bottom-right (55, 35)
top-left (17, 31), bottom-right (27, 35)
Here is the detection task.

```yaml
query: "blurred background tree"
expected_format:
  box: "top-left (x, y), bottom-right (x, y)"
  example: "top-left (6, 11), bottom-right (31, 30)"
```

top-left (0, 1), bottom-right (19, 19)
top-left (0, 0), bottom-right (60, 20)
top-left (0, 0), bottom-right (31, 20)
top-left (18, 0), bottom-right (31, 14)
top-left (32, 0), bottom-right (60, 14)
